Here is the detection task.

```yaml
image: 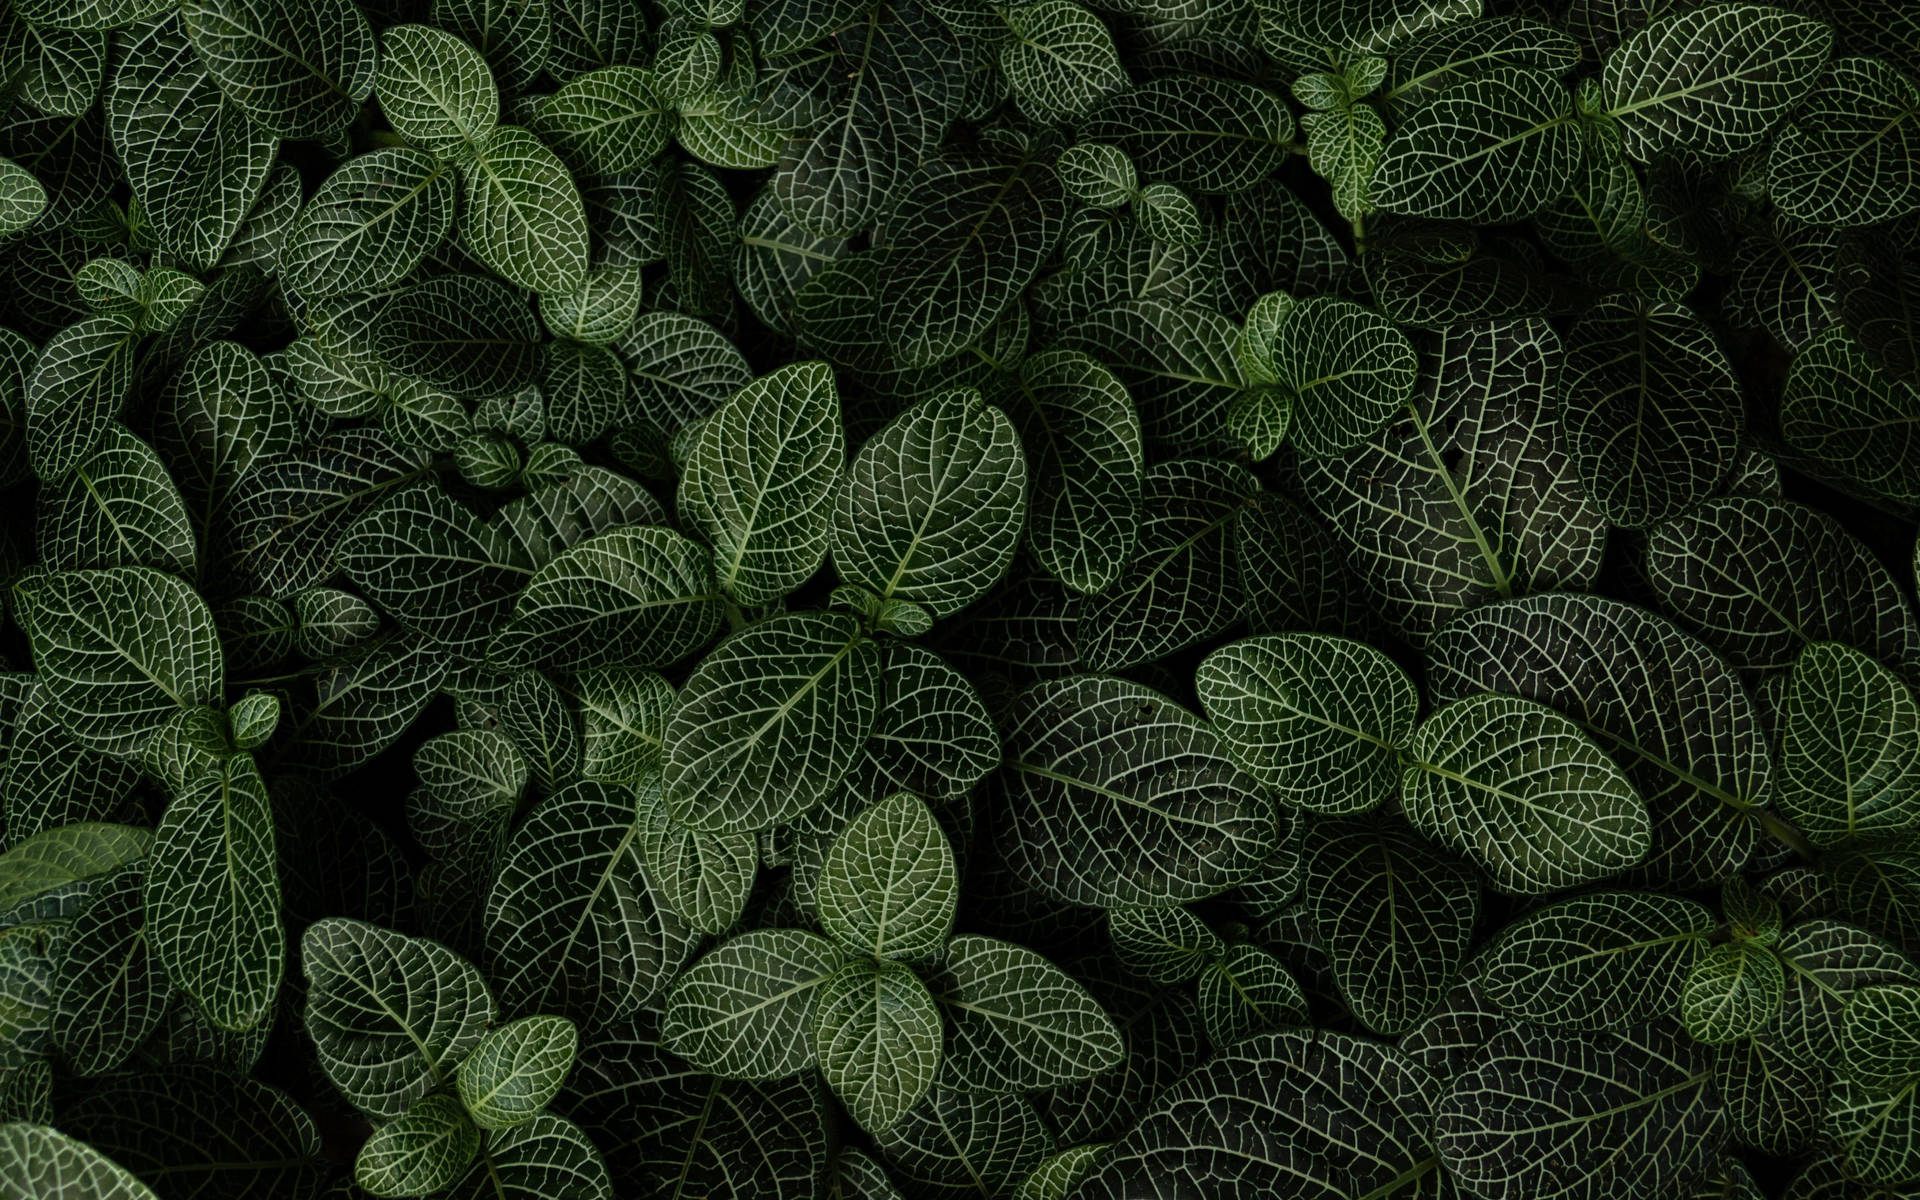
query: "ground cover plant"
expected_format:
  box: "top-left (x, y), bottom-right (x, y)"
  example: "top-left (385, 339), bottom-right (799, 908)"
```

top-left (0, 0), bottom-right (1917, 1195)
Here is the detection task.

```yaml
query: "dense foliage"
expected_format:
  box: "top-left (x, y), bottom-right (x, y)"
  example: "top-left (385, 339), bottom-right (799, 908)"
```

top-left (0, 0), bottom-right (1918, 1196)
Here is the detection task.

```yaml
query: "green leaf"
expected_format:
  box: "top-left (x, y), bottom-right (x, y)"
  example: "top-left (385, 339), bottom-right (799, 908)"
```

top-left (573, 667), bottom-right (673, 787)
top-left (857, 643), bottom-right (1000, 801)
top-left (662, 611), bottom-right (882, 835)
top-left (283, 149), bottom-right (456, 298)
top-left (108, 14), bottom-right (277, 272)
top-left (1483, 889), bottom-right (1715, 1029)
top-left (0, 158), bottom-right (46, 237)
top-left (441, 1112), bottom-right (611, 1200)
top-left (1197, 942), bottom-right (1308, 1043)
top-left (1427, 594), bottom-right (1776, 889)
top-left (229, 429), bottom-right (431, 597)
top-left (1840, 983), bottom-right (1920, 1089)
top-left (1306, 817), bottom-right (1480, 1035)
top-left (1297, 317), bottom-right (1604, 644)
top-left (1080, 75), bottom-right (1294, 195)
top-left (146, 756), bottom-right (282, 1032)
top-left (1077, 1028), bottom-right (1439, 1198)
top-left (337, 481), bottom-right (529, 652)
top-left (1061, 298), bottom-right (1245, 451)
top-left (539, 267), bottom-right (645, 348)
top-left (0, 1123), bottom-right (162, 1200)
top-left (488, 525), bottom-right (720, 672)
top-left (51, 865), bottom-right (169, 1076)
top-left (996, 348), bottom-right (1142, 597)
top-left (1640, 495), bottom-right (1920, 682)
top-left (457, 1015), bottom-right (578, 1129)
top-left (302, 917), bottom-right (494, 1119)
top-left (1303, 102), bottom-right (1385, 223)
top-left (39, 426), bottom-right (195, 575)
top-left (179, 0), bottom-right (375, 139)
top-left (355, 1093), bottom-right (479, 1198)
top-left (1774, 918), bottom-right (1920, 1064)
top-left (1002, 674), bottom-right (1282, 907)
top-left (1602, 2), bottom-right (1835, 160)
top-left (1768, 57), bottom-right (1920, 228)
top-left (16, 567), bottom-right (221, 755)
top-left (376, 23), bottom-right (498, 156)
top-left (832, 388), bottom-right (1026, 617)
top-left (1106, 906), bottom-right (1222, 985)
top-left (662, 927), bottom-right (844, 1078)
top-left (1404, 693), bottom-right (1652, 894)
top-left (1076, 457), bottom-right (1256, 671)
top-left (485, 779), bottom-right (699, 1025)
top-left (24, 315), bottom-right (138, 481)
top-left (998, 0), bottom-right (1127, 125)
top-left (635, 788), bottom-right (756, 935)
top-left (769, 4), bottom-right (959, 238)
top-left (930, 934), bottom-right (1123, 1091)
top-left (1374, 67), bottom-right (1580, 222)
top-left (460, 126), bottom-right (590, 293)
top-left (1562, 297), bottom-right (1744, 528)
top-left (1436, 1023), bottom-right (1724, 1200)
top-left (818, 792), bottom-right (958, 962)
top-left (1197, 633), bottom-right (1417, 815)
top-left (0, 824), bottom-right (151, 914)
top-left (871, 1079), bottom-right (1051, 1197)
top-left (615, 311), bottom-right (753, 431)
top-left (815, 958), bottom-right (942, 1134)
top-left (875, 156), bottom-right (1065, 368)
top-left (532, 65), bottom-right (671, 176)
top-left (1779, 642), bottom-right (1920, 849)
top-left (152, 340), bottom-right (294, 558)
top-left (678, 361), bottom-right (843, 606)
top-left (1825, 1075), bottom-right (1920, 1187)
top-left (1265, 296), bottom-right (1418, 458)
top-left (1781, 326), bottom-right (1920, 508)
top-left (1681, 941), bottom-right (1785, 1044)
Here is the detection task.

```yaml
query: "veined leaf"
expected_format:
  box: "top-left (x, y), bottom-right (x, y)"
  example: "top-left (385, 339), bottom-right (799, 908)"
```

top-left (179, 0), bottom-right (375, 139)
top-left (832, 387), bottom-right (1027, 617)
top-left (679, 361), bottom-right (843, 606)
top-left (818, 791), bottom-right (958, 962)
top-left (302, 917), bottom-right (494, 1119)
top-left (1197, 633), bottom-right (1418, 815)
top-left (16, 567), bottom-right (221, 756)
top-left (51, 865), bottom-right (169, 1076)
top-left (146, 756), bottom-right (283, 1032)
top-left (485, 779), bottom-right (699, 1024)
top-left (38, 425), bottom-right (196, 575)
top-left (1080, 75), bottom-right (1294, 195)
top-left (815, 958), bottom-right (942, 1134)
top-left (1000, 674), bottom-right (1282, 908)
top-left (930, 934), bottom-right (1123, 1092)
top-left (460, 126), bottom-right (590, 293)
top-left (1681, 941), bottom-right (1785, 1044)
top-left (0, 1124), bottom-right (162, 1200)
top-left (0, 824), bottom-right (151, 913)
top-left (456, 1015), bottom-right (578, 1130)
top-left (1778, 641), bottom-right (1920, 848)
top-left (1403, 693), bottom-right (1652, 893)
top-left (108, 14), bottom-right (277, 272)
top-left (1307, 818), bottom-right (1480, 1035)
top-left (442, 1112), bottom-right (611, 1200)
top-left (1436, 1023), bottom-right (1724, 1200)
top-left (1562, 297), bottom-right (1743, 529)
top-left (1602, 3), bottom-right (1835, 161)
top-left (1482, 889), bottom-right (1715, 1028)
top-left (1781, 325), bottom-right (1920, 509)
top-left (377, 23), bottom-right (498, 156)
top-left (635, 787), bottom-right (756, 935)
top-left (874, 155), bottom-right (1065, 368)
top-left (532, 65), bottom-right (671, 176)
top-left (1268, 296), bottom-right (1418, 459)
top-left (355, 1093), bottom-right (478, 1198)
top-left (488, 525), bottom-right (720, 672)
top-left (24, 315), bottom-right (138, 482)
top-left (1297, 317), bottom-right (1604, 644)
top-left (1373, 67), bottom-right (1580, 222)
top-left (662, 927), bottom-right (844, 1079)
top-left (998, 0), bottom-right (1127, 125)
top-left (662, 611), bottom-right (882, 835)
top-left (1840, 983), bottom-right (1920, 1089)
top-left (1427, 593), bottom-right (1776, 888)
top-left (284, 149), bottom-right (457, 298)
top-left (1106, 906), bottom-right (1222, 985)
top-left (1768, 58), bottom-right (1920, 228)
top-left (1078, 1028), bottom-right (1440, 1199)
